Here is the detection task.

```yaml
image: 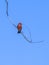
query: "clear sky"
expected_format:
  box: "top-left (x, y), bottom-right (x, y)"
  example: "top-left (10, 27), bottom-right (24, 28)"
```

top-left (0, 0), bottom-right (49, 65)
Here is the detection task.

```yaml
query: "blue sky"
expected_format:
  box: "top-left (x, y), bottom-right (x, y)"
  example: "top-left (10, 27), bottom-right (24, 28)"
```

top-left (0, 0), bottom-right (49, 65)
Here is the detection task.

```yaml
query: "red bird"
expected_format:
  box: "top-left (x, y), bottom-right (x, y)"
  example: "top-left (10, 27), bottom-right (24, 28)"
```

top-left (17, 23), bottom-right (22, 33)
